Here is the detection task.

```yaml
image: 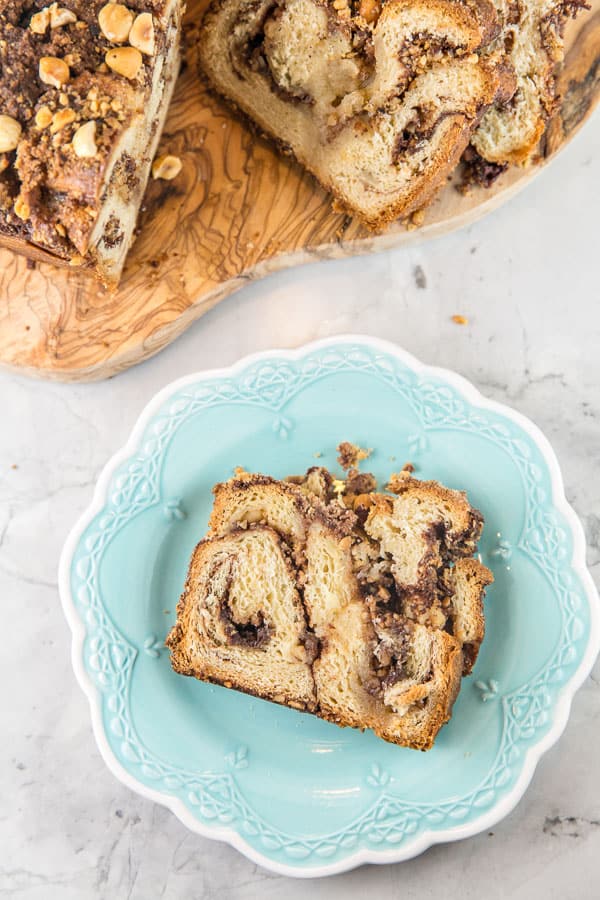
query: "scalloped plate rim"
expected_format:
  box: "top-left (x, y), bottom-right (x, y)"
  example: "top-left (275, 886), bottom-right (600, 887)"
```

top-left (58, 334), bottom-right (600, 878)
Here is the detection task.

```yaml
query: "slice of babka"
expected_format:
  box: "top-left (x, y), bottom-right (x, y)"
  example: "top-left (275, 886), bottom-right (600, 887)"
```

top-left (167, 453), bottom-right (494, 750)
top-left (198, 0), bottom-right (515, 228)
top-left (470, 0), bottom-right (590, 166)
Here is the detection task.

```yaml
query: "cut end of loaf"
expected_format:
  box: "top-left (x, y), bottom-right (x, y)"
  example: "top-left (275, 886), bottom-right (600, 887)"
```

top-left (198, 0), bottom-right (591, 218)
top-left (198, 0), bottom-right (513, 229)
top-left (167, 451), bottom-right (494, 750)
top-left (0, 0), bottom-right (184, 285)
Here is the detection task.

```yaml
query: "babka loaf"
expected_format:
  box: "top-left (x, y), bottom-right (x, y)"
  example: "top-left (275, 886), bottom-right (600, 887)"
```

top-left (0, 0), bottom-right (184, 284)
top-left (167, 453), bottom-right (494, 749)
top-left (471, 0), bottom-right (589, 166)
top-left (198, 0), bottom-right (515, 228)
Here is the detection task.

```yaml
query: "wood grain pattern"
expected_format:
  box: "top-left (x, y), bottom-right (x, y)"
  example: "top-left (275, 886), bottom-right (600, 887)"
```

top-left (1, 0), bottom-right (599, 382)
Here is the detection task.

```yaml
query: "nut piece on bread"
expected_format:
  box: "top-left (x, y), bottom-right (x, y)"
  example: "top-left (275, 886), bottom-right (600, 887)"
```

top-left (0, 0), bottom-right (184, 286)
top-left (198, 0), bottom-right (514, 229)
top-left (167, 459), bottom-right (494, 750)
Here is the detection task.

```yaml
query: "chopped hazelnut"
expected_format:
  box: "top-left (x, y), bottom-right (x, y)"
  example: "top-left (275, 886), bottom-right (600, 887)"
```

top-left (30, 8), bottom-right (50, 33)
top-left (0, 157), bottom-right (9, 174)
top-left (39, 56), bottom-right (70, 88)
top-left (55, 223), bottom-right (66, 236)
top-left (35, 106), bottom-right (53, 129)
top-left (49, 4), bottom-right (77, 27)
top-left (50, 107), bottom-right (76, 133)
top-left (129, 13), bottom-right (154, 55)
top-left (105, 46), bottom-right (142, 79)
top-left (0, 114), bottom-right (22, 153)
top-left (72, 120), bottom-right (97, 158)
top-left (151, 154), bottom-right (182, 180)
top-left (14, 196), bottom-right (30, 220)
top-left (359, 0), bottom-right (381, 23)
top-left (98, 3), bottom-right (134, 43)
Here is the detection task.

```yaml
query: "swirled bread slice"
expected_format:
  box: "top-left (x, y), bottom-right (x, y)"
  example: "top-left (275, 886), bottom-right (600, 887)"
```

top-left (306, 471), bottom-right (491, 747)
top-left (471, 0), bottom-right (589, 165)
top-left (198, 0), bottom-right (514, 228)
top-left (305, 519), bottom-right (464, 749)
top-left (359, 471), bottom-right (484, 634)
top-left (167, 455), bottom-right (494, 749)
top-left (166, 525), bottom-right (318, 710)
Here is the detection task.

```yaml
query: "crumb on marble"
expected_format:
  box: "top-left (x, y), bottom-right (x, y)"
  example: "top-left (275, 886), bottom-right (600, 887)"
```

top-left (413, 265), bottom-right (427, 289)
top-left (452, 315), bottom-right (469, 326)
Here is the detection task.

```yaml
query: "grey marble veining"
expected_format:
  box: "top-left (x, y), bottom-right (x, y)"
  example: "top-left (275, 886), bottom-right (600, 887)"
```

top-left (2, 112), bottom-right (599, 899)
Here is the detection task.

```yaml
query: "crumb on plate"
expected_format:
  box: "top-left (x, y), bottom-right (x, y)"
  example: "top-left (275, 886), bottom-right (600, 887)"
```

top-left (337, 441), bottom-right (372, 470)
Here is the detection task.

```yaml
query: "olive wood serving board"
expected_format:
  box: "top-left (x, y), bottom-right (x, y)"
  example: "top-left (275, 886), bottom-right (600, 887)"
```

top-left (1, 0), bottom-right (599, 381)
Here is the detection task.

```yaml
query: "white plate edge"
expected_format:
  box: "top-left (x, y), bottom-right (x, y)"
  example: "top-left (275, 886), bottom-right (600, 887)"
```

top-left (57, 333), bottom-right (600, 878)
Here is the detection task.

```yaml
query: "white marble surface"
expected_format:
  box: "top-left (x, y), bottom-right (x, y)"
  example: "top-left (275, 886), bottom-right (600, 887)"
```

top-left (2, 111), bottom-right (600, 899)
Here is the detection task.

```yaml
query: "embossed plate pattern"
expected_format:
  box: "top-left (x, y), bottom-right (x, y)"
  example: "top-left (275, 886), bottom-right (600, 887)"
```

top-left (59, 336), bottom-right (600, 876)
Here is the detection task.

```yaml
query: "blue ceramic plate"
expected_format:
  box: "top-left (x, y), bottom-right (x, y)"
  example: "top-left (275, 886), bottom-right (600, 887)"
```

top-left (60, 336), bottom-right (599, 877)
